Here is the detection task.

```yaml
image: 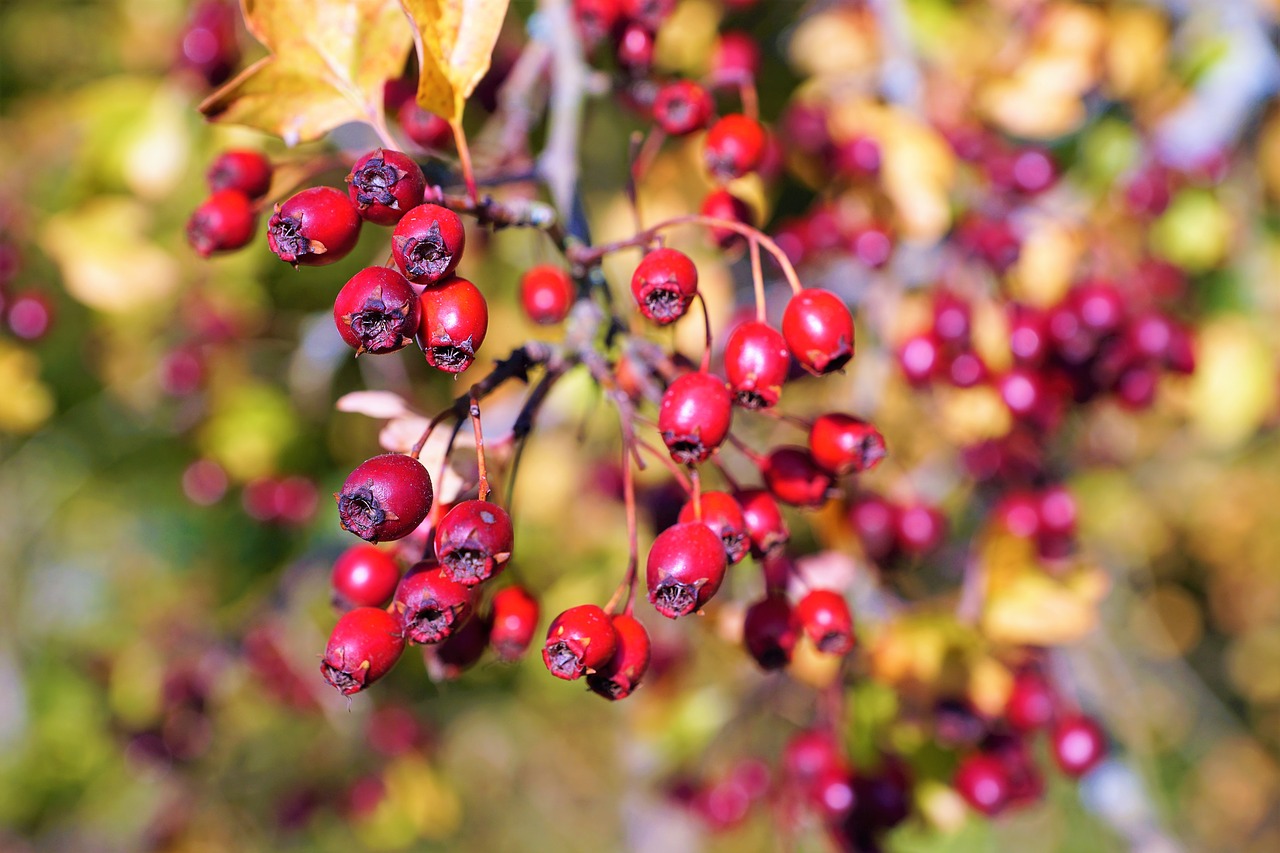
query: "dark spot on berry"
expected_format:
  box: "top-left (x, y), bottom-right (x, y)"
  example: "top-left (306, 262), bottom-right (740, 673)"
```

top-left (403, 605), bottom-right (456, 644)
top-left (722, 532), bottom-right (749, 564)
top-left (754, 647), bottom-right (790, 670)
top-left (734, 390), bottom-right (768, 410)
top-left (337, 483), bottom-right (387, 540)
top-left (441, 549), bottom-right (489, 584)
top-left (186, 212), bottom-right (219, 256)
top-left (652, 580), bottom-right (700, 618)
top-left (350, 156), bottom-right (403, 210)
top-left (400, 222), bottom-right (452, 279)
top-left (586, 674), bottom-right (625, 699)
top-left (267, 211), bottom-right (312, 263)
top-left (661, 432), bottom-right (707, 466)
top-left (815, 632), bottom-right (846, 654)
top-left (544, 641), bottom-right (583, 679)
top-left (348, 295), bottom-right (412, 352)
top-left (430, 344), bottom-right (474, 371)
top-left (320, 661), bottom-right (363, 694)
top-left (643, 287), bottom-right (687, 323)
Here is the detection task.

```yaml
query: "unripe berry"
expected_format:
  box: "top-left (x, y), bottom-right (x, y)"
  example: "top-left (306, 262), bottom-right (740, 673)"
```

top-left (646, 521), bottom-right (728, 618)
top-left (333, 266), bottom-right (420, 354)
top-left (519, 265), bottom-right (575, 325)
top-left (953, 754), bottom-right (1010, 816)
top-left (393, 563), bottom-right (473, 644)
top-left (587, 614), bottom-right (652, 700)
top-left (267, 186), bottom-right (362, 266)
top-left (416, 275), bottom-right (488, 373)
top-left (1051, 715), bottom-right (1106, 777)
top-left (794, 589), bottom-right (855, 654)
top-left (736, 488), bottom-right (789, 559)
top-left (724, 321), bottom-right (790, 409)
top-left (703, 115), bottom-right (767, 182)
top-left (658, 371), bottom-right (733, 465)
top-left (742, 595), bottom-right (798, 670)
top-left (631, 247), bottom-right (699, 326)
top-left (434, 499), bottom-right (513, 586)
top-left (677, 490), bottom-right (749, 565)
top-left (392, 203), bottom-right (466, 284)
top-left (761, 446), bottom-right (832, 508)
top-left (320, 607), bottom-right (405, 696)
top-left (700, 189), bottom-right (756, 250)
top-left (336, 453), bottom-right (434, 542)
top-left (346, 149), bottom-right (427, 226)
top-left (543, 604), bottom-right (617, 680)
top-left (808, 413), bottom-right (886, 476)
top-left (782, 289), bottom-right (855, 375)
top-left (397, 102), bottom-right (453, 149)
top-left (206, 150), bottom-right (273, 199)
top-left (489, 585), bottom-right (539, 661)
top-left (331, 544), bottom-right (401, 609)
top-left (652, 80), bottom-right (713, 136)
top-left (187, 190), bottom-right (256, 257)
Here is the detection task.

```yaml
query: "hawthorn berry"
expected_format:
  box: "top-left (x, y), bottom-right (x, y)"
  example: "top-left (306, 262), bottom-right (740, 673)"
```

top-left (336, 453), bottom-right (434, 542)
top-left (658, 371), bottom-right (733, 465)
top-left (434, 499), bottom-right (514, 586)
top-left (425, 611), bottom-right (491, 680)
top-left (953, 754), bottom-right (1010, 816)
top-left (895, 502), bottom-right (947, 556)
top-left (331, 544), bottom-right (401, 609)
top-left (742, 595), bottom-right (798, 670)
top-left (397, 102), bottom-right (453, 149)
top-left (615, 24), bottom-right (655, 75)
top-left (1005, 670), bottom-right (1055, 732)
top-left (346, 149), bottom-right (427, 226)
top-left (703, 115), bottom-right (767, 182)
top-left (700, 189), bottom-right (756, 249)
top-left (647, 521), bottom-right (728, 618)
top-left (267, 186), bottom-right (362, 266)
top-left (519, 265), bottom-right (575, 325)
top-left (1051, 715), bottom-right (1106, 777)
top-left (898, 333), bottom-right (942, 386)
top-left (622, 0), bottom-right (673, 30)
top-left (542, 604), bottom-right (617, 680)
top-left (736, 488), bottom-right (790, 559)
top-left (206, 149), bottom-right (272, 199)
top-left (489, 585), bottom-right (539, 661)
top-left (782, 289), bottom-right (855, 375)
top-left (392, 563), bottom-right (473, 644)
top-left (333, 266), bottom-right (420, 354)
top-left (320, 607), bottom-right (405, 696)
top-left (783, 729), bottom-right (844, 787)
top-left (392, 203), bottom-right (466, 284)
top-left (712, 31), bottom-right (761, 79)
top-left (794, 589), bottom-right (855, 654)
top-left (832, 135), bottom-right (882, 179)
top-left (848, 494), bottom-right (898, 562)
top-left (416, 275), bottom-right (488, 373)
top-left (5, 291), bottom-right (53, 341)
top-left (677, 490), bottom-right (749, 565)
top-left (631, 247), bottom-right (699, 326)
top-left (652, 80), bottom-right (713, 136)
top-left (724, 321), bottom-right (790, 410)
top-left (187, 190), bottom-right (256, 257)
top-left (762, 447), bottom-right (833, 508)
top-left (587, 614), bottom-right (652, 700)
top-left (573, 0), bottom-right (621, 49)
top-left (808, 413), bottom-right (886, 476)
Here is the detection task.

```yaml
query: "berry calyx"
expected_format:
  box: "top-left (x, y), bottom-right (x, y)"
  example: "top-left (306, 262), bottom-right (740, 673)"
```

top-left (320, 607), bottom-right (405, 696)
top-left (646, 521), bottom-right (728, 618)
top-left (1051, 715), bottom-right (1106, 777)
top-left (416, 275), bottom-right (488, 373)
top-left (703, 114), bottom-right (767, 181)
top-left (658, 371), bottom-right (733, 465)
top-left (331, 544), bottom-right (401, 609)
top-left (542, 604), bottom-right (617, 680)
top-left (206, 149), bottom-right (273, 199)
top-left (187, 190), bottom-right (256, 257)
top-left (742, 595), bottom-right (798, 670)
top-left (652, 79), bottom-right (713, 136)
top-left (631, 247), bottom-right (699, 326)
top-left (267, 186), bottom-right (362, 266)
top-left (392, 203), bottom-right (466, 284)
top-left (346, 149), bottom-right (427, 226)
top-left (724, 320), bottom-right (790, 409)
top-left (762, 446), bottom-right (833, 508)
top-left (392, 563), bottom-right (473, 644)
top-left (587, 614), bottom-right (652, 700)
top-left (333, 266), bottom-right (421, 354)
top-left (736, 488), bottom-right (790, 559)
top-left (782, 289), bottom-right (855, 375)
top-left (677, 490), bottom-right (749, 565)
top-left (519, 265), bottom-right (575, 325)
top-left (434, 499), bottom-right (514, 587)
top-left (794, 589), bottom-right (855, 654)
top-left (336, 453), bottom-right (434, 542)
top-left (808, 413), bottom-right (886, 476)
top-left (489, 585), bottom-right (540, 662)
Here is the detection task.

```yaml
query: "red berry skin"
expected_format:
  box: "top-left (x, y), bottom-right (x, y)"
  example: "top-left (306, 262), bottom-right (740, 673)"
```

top-left (808, 413), bottom-right (886, 476)
top-left (622, 0), bottom-right (673, 30)
top-left (267, 186), bottom-right (362, 266)
top-left (762, 447), bottom-right (833, 508)
top-left (712, 30), bottom-right (761, 79)
top-left (724, 321), bottom-right (790, 410)
top-left (187, 190), bottom-right (257, 257)
top-left (333, 266), bottom-right (421, 354)
top-left (207, 150), bottom-right (273, 199)
top-left (658, 372), bottom-right (733, 465)
top-left (736, 488), bottom-right (790, 559)
top-left (434, 499), bottom-right (513, 587)
top-left (336, 453), bottom-right (434, 542)
top-left (519, 265), bottom-right (575, 325)
top-left (677, 490), bottom-right (749, 565)
top-left (652, 80), bottom-right (713, 136)
top-left (320, 607), bottom-right (405, 696)
top-left (1051, 716), bottom-right (1106, 777)
top-left (397, 102), bottom-right (453, 149)
top-left (794, 589), bottom-right (855, 654)
top-left (587, 614), bottom-right (652, 700)
top-left (895, 503), bottom-right (947, 556)
top-left (415, 275), bottom-right (488, 373)
top-left (392, 563), bottom-right (473, 644)
top-left (346, 149), bottom-right (427, 226)
top-left (1005, 670), bottom-right (1056, 732)
top-left (631, 247), bottom-right (699, 326)
top-left (392, 203), bottom-right (466, 284)
top-left (489, 585), bottom-right (540, 661)
top-left (646, 521), bottom-right (728, 619)
top-left (782, 289), bottom-right (855, 375)
top-left (742, 595), bottom-right (798, 670)
top-left (954, 754), bottom-right (1011, 816)
top-left (331, 544), bottom-right (401, 609)
top-left (783, 730), bottom-right (844, 787)
top-left (703, 114), bottom-right (767, 181)
top-left (898, 333), bottom-right (942, 386)
top-left (9, 292), bottom-right (55, 342)
top-left (542, 604), bottom-right (618, 680)
top-left (573, 0), bottom-right (621, 49)
top-left (425, 611), bottom-right (491, 680)
top-left (700, 189), bottom-right (756, 249)
top-left (849, 494), bottom-right (898, 562)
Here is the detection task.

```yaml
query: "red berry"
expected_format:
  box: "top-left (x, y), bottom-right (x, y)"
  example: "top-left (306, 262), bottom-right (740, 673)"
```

top-left (587, 614), bottom-right (652, 700)
top-left (652, 80), bottom-right (713, 136)
top-left (573, 0), bottom-right (621, 48)
top-left (392, 563), bottom-right (473, 644)
top-left (794, 589), bottom-right (855, 654)
top-left (850, 224), bottom-right (894, 269)
top-left (336, 453), bottom-right (434, 542)
top-left (331, 544), bottom-right (401, 609)
top-left (333, 266), bottom-right (420, 354)
top-left (615, 23), bottom-right (655, 74)
top-left (397, 102), bottom-right (453, 149)
top-left (1051, 715), bottom-right (1106, 777)
top-left (946, 351), bottom-right (988, 388)
top-left (177, 0), bottom-right (240, 87)
top-left (416, 275), bottom-right (488, 373)
top-left (519, 265), bottom-right (575, 325)
top-left (782, 289), bottom-right (854, 375)
top-left (320, 607), bottom-right (405, 696)
top-left (622, 0), bottom-right (673, 30)
top-left (736, 488), bottom-right (790, 558)
top-left (783, 730), bottom-right (843, 787)
top-left (424, 611), bottom-right (490, 680)
top-left (811, 767), bottom-right (857, 821)
top-left (1009, 307), bottom-right (1048, 366)
top-left (677, 490), bottom-right (749, 565)
top-left (712, 31), bottom-right (761, 79)
top-left (267, 186), bottom-right (362, 266)
top-left (742, 595), bottom-right (798, 670)
top-left (489, 585), bottom-right (540, 661)
top-left (658, 371), bottom-right (733, 465)
top-left (895, 502), bottom-right (947, 556)
top-left (187, 190), bottom-right (256, 257)
top-left (346, 149), bottom-right (427, 226)
top-left (898, 333), bottom-right (941, 386)
top-left (646, 521), bottom-right (728, 618)
top-left (206, 149), bottom-right (272, 199)
top-left (543, 604), bottom-right (618, 680)
top-left (703, 115), bottom-right (767, 182)
top-left (6, 292), bottom-right (54, 341)
top-left (762, 446), bottom-right (833, 508)
top-left (392, 203), bottom-right (466, 284)
top-left (434, 499), bottom-right (513, 587)
top-left (832, 135), bottom-right (881, 179)
top-left (808, 413), bottom-right (886, 476)
top-left (1037, 486), bottom-right (1077, 538)
top-left (1005, 670), bottom-right (1055, 732)
top-left (724, 321), bottom-right (790, 410)
top-left (849, 494), bottom-right (898, 562)
top-left (994, 492), bottom-right (1042, 539)
top-left (631, 247), bottom-right (699, 325)
top-left (699, 189), bottom-right (756, 249)
top-left (953, 754), bottom-right (1010, 816)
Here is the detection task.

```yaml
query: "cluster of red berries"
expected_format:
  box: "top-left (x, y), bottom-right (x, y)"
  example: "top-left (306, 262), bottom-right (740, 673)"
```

top-left (186, 149), bottom-right (272, 258)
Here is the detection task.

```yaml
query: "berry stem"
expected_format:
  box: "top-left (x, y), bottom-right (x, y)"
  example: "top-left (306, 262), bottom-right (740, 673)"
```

top-left (451, 120), bottom-right (479, 202)
top-left (691, 467), bottom-right (703, 522)
top-left (635, 437), bottom-right (693, 491)
top-left (749, 236), bottom-right (767, 323)
top-left (726, 431), bottom-right (765, 465)
top-left (694, 291), bottom-right (713, 373)
top-left (469, 394), bottom-right (490, 502)
top-left (703, 69), bottom-right (759, 123)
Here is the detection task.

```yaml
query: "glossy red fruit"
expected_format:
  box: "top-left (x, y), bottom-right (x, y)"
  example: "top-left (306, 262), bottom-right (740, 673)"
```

top-left (1051, 715), bottom-right (1106, 777)
top-left (392, 203), bottom-right (466, 284)
top-left (762, 447), bottom-right (832, 508)
top-left (397, 102), bottom-right (453, 149)
top-left (587, 614), bottom-right (652, 700)
top-left (742, 595), bottom-right (798, 670)
top-left (336, 453), bottom-right (434, 542)
top-left (573, 0), bottom-right (621, 48)
top-left (954, 754), bottom-right (1010, 816)
top-left (782, 289), bottom-right (854, 375)
top-left (177, 0), bottom-right (240, 86)
top-left (393, 563), bottom-right (473, 644)
top-left (1008, 307), bottom-right (1049, 366)
top-left (895, 502), bottom-right (947, 556)
top-left (898, 333), bottom-right (941, 386)
top-left (206, 149), bottom-right (272, 199)
top-left (658, 371), bottom-right (733, 465)
top-left (794, 589), bottom-right (855, 654)
top-left (703, 114), bottom-right (767, 182)
top-left (833, 135), bottom-right (881, 179)
top-left (811, 766), bottom-right (857, 820)
top-left (416, 275), bottom-right (488, 373)
top-left (1005, 670), bottom-right (1055, 732)
top-left (652, 80), bottom-right (713, 136)
top-left (543, 604), bottom-right (617, 680)
top-left (623, 0), bottom-right (673, 29)
top-left (994, 492), bottom-right (1042, 539)
top-left (724, 321), bottom-right (790, 409)
top-left (646, 522), bottom-right (728, 618)
top-left (677, 490), bottom-right (749, 565)
top-left (331, 544), bottom-right (401, 609)
top-left (187, 190), bottom-right (256, 257)
top-left (946, 351), bottom-right (988, 388)
top-left (783, 729), bottom-right (843, 787)
top-left (519, 265), bottom-right (575, 325)
top-left (1037, 486), bottom-right (1077, 538)
top-left (320, 607), bottom-right (405, 696)
top-left (631, 247), bottom-right (699, 326)
top-left (425, 611), bottom-right (490, 680)
top-left (808, 414), bottom-right (886, 476)
top-left (712, 31), bottom-right (761, 79)
top-left (615, 23), bottom-right (655, 74)
top-left (850, 223), bottom-right (894, 269)
top-left (737, 488), bottom-right (790, 558)
top-left (434, 499), bottom-right (513, 586)
top-left (346, 149), bottom-right (427, 226)
top-left (333, 266), bottom-right (421, 354)
top-left (700, 189), bottom-right (756, 249)
top-left (849, 494), bottom-right (898, 562)
top-left (489, 586), bottom-right (539, 661)
top-left (267, 186), bottom-right (362, 266)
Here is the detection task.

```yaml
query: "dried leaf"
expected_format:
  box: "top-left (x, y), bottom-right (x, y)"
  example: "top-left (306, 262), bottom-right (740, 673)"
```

top-left (401, 0), bottom-right (511, 123)
top-left (336, 390), bottom-right (412, 420)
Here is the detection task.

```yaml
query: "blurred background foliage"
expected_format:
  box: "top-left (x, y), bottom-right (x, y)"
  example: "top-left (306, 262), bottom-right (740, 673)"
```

top-left (2, 0), bottom-right (1280, 851)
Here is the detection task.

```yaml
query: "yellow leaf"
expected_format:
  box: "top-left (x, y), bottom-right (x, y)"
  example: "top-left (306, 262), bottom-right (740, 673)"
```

top-left (1190, 318), bottom-right (1276, 449)
top-left (979, 530), bottom-right (1109, 645)
top-left (402, 0), bottom-right (512, 124)
top-left (200, 0), bottom-right (413, 144)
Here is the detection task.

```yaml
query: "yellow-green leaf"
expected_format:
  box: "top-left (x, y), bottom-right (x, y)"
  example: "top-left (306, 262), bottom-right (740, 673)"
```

top-left (199, 0), bottom-right (413, 144)
top-left (401, 0), bottom-right (511, 124)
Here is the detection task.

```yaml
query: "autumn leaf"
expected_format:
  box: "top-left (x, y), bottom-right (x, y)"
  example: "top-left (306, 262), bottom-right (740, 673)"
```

top-left (200, 0), bottom-right (413, 145)
top-left (401, 0), bottom-right (511, 124)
